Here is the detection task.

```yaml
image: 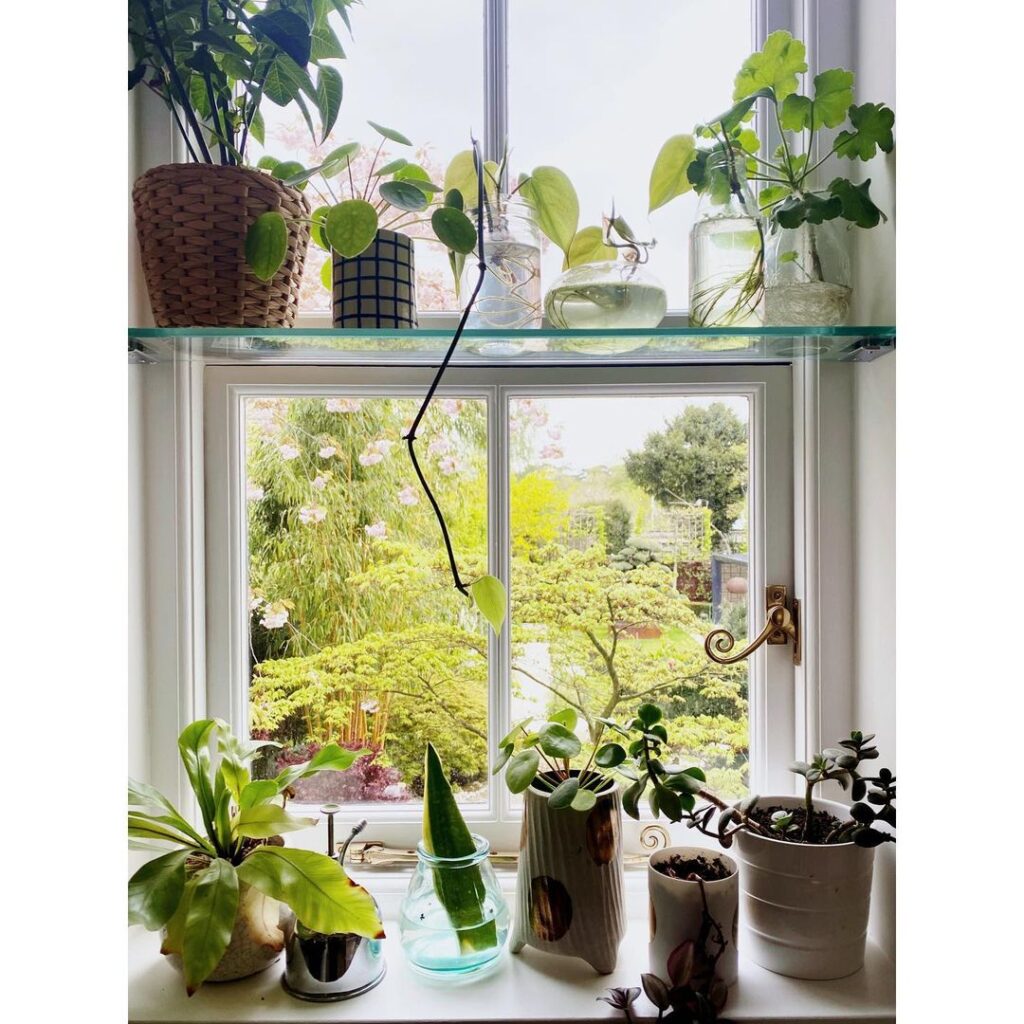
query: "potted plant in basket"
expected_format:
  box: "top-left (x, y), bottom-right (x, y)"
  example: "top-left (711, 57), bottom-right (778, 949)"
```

top-left (128, 719), bottom-right (384, 995)
top-left (128, 0), bottom-right (350, 326)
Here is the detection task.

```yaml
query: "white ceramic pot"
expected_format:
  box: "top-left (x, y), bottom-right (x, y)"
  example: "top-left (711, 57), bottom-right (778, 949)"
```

top-left (648, 846), bottom-right (739, 987)
top-left (735, 795), bottom-right (875, 980)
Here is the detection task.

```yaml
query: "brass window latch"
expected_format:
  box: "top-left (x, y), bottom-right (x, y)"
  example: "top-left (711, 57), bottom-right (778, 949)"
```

top-left (704, 584), bottom-right (801, 666)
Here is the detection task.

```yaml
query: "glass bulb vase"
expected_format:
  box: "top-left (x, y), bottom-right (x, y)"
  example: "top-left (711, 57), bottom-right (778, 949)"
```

top-left (545, 260), bottom-right (667, 329)
top-left (399, 834), bottom-right (510, 979)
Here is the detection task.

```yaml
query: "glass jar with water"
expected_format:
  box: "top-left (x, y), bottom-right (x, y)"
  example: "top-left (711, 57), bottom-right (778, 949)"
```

top-left (461, 197), bottom-right (542, 329)
top-left (688, 149), bottom-right (765, 327)
top-left (399, 833), bottom-right (509, 979)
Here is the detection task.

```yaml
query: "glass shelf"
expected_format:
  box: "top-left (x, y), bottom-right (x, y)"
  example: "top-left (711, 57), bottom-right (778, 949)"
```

top-left (128, 325), bottom-right (895, 367)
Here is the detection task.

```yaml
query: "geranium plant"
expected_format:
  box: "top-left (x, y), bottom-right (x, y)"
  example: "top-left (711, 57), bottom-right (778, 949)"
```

top-left (128, 719), bottom-right (383, 995)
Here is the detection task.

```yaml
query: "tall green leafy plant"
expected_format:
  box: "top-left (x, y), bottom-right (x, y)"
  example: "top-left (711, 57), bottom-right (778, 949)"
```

top-left (128, 0), bottom-right (352, 167)
top-left (128, 719), bottom-right (384, 995)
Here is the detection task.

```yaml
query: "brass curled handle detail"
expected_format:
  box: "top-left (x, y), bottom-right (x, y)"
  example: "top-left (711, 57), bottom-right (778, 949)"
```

top-left (639, 824), bottom-right (671, 851)
top-left (703, 585), bottom-right (801, 666)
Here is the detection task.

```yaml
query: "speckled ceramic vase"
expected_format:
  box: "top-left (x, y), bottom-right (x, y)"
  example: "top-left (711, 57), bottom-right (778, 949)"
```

top-left (509, 775), bottom-right (625, 974)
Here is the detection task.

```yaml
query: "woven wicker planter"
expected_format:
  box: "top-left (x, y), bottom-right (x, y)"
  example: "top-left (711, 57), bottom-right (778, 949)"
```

top-left (133, 163), bottom-right (310, 327)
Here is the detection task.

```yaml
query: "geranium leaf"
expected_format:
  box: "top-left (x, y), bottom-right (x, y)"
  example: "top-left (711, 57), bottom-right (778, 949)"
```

top-left (828, 177), bottom-right (886, 228)
top-left (834, 102), bottom-right (895, 160)
top-left (733, 29), bottom-right (807, 101)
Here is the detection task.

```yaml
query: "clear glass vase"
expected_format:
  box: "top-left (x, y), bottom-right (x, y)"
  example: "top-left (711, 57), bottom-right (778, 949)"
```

top-left (461, 197), bottom-right (542, 329)
top-left (544, 259), bottom-right (667, 329)
top-left (765, 218), bottom-right (852, 326)
top-left (399, 834), bottom-right (510, 979)
top-left (688, 155), bottom-right (765, 327)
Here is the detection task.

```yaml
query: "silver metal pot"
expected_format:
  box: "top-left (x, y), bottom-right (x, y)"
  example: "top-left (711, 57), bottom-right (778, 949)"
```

top-left (281, 810), bottom-right (386, 1001)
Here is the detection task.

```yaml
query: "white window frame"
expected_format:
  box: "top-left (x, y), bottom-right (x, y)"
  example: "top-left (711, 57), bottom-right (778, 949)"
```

top-left (202, 362), bottom-right (793, 852)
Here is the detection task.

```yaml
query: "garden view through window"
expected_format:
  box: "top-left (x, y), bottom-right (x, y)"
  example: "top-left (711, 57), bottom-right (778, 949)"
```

top-left (244, 390), bottom-right (752, 810)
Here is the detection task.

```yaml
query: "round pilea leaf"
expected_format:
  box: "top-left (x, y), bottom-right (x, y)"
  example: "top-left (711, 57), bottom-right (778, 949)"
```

top-left (594, 742), bottom-right (625, 768)
top-left (505, 749), bottom-right (540, 793)
top-left (538, 722), bottom-right (581, 760)
top-left (547, 776), bottom-right (579, 809)
top-left (431, 206), bottom-right (477, 255)
top-left (378, 179), bottom-right (428, 212)
top-left (570, 787), bottom-right (597, 812)
top-left (244, 212), bottom-right (288, 281)
top-left (325, 200), bottom-right (378, 258)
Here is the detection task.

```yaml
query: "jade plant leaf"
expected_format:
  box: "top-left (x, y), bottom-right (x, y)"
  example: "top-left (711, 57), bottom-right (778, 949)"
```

top-left (238, 846), bottom-right (384, 938)
top-left (828, 177), bottom-right (886, 228)
top-left (469, 574), bottom-right (507, 635)
top-left (432, 206), bottom-right (477, 255)
top-left (128, 849), bottom-right (188, 930)
top-left (183, 859), bottom-right (239, 995)
top-left (367, 119), bottom-right (412, 146)
top-left (648, 134), bottom-right (698, 213)
top-left (834, 102), bottom-right (896, 160)
top-left (423, 742), bottom-right (497, 953)
top-left (564, 225), bottom-right (616, 269)
top-left (733, 29), bottom-right (807, 101)
top-left (520, 166), bottom-right (579, 256)
top-left (325, 199), bottom-right (379, 258)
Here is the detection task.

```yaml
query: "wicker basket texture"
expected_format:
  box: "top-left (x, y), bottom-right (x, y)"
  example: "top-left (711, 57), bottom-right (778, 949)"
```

top-left (133, 163), bottom-right (310, 327)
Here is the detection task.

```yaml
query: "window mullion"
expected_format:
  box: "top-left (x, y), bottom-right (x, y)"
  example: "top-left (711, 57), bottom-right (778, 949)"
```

top-left (482, 0), bottom-right (508, 163)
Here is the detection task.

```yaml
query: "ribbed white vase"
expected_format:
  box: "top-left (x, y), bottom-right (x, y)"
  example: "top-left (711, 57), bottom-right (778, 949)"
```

top-left (735, 795), bottom-right (875, 980)
top-left (509, 777), bottom-right (625, 974)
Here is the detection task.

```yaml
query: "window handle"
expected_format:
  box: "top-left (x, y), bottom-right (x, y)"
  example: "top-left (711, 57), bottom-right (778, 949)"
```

top-left (704, 584), bottom-right (801, 666)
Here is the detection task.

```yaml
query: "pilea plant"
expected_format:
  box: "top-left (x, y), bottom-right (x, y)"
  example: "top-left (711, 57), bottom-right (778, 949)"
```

top-left (128, 719), bottom-right (383, 995)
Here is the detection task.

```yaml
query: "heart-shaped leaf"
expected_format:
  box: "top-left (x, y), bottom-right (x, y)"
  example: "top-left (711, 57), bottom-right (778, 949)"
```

top-left (245, 212), bottom-right (289, 281)
top-left (648, 134), bottom-right (698, 213)
top-left (564, 225), bottom-right (616, 269)
top-left (469, 574), bottom-right (506, 634)
top-left (520, 166), bottom-right (579, 256)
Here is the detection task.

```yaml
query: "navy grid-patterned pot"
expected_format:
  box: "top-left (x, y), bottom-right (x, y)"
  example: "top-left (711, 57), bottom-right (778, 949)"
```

top-left (332, 229), bottom-right (417, 328)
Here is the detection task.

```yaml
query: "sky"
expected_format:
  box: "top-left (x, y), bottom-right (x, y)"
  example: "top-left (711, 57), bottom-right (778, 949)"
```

top-left (520, 394), bottom-right (749, 472)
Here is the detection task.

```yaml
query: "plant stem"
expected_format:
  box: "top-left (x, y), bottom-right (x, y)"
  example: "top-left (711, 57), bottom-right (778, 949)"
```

top-left (802, 779), bottom-right (813, 841)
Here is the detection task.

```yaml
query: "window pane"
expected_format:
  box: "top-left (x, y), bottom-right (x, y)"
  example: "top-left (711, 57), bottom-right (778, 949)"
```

top-left (509, 394), bottom-right (750, 799)
top-left (509, 0), bottom-right (753, 312)
top-left (245, 395), bottom-right (489, 807)
top-left (251, 1), bottom-right (483, 315)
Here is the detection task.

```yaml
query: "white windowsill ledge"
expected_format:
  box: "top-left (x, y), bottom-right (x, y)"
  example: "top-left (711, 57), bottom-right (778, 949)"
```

top-left (128, 921), bottom-right (895, 1024)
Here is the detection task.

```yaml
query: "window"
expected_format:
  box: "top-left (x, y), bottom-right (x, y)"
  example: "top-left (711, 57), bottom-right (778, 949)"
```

top-left (204, 365), bottom-right (794, 849)
top-left (253, 0), bottom-right (755, 320)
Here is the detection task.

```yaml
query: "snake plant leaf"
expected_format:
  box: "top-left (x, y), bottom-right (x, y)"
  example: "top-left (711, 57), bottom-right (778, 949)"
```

top-left (564, 226), bottom-right (616, 269)
top-left (251, 10), bottom-right (312, 68)
top-left (325, 199), bottom-right (378, 258)
top-left (245, 212), bottom-right (288, 281)
top-left (834, 102), bottom-right (896, 160)
top-left (519, 166), bottom-right (579, 257)
top-left (128, 849), bottom-right (188, 930)
top-left (378, 179), bottom-right (429, 212)
top-left (315, 65), bottom-right (343, 143)
top-left (234, 804), bottom-right (316, 840)
top-left (423, 743), bottom-right (497, 953)
top-left (183, 859), bottom-right (239, 995)
top-left (367, 120), bottom-right (412, 146)
top-left (648, 135), bottom-right (697, 213)
top-left (469, 574), bottom-right (506, 635)
top-left (432, 206), bottom-right (477, 255)
top-left (238, 846), bottom-right (385, 937)
top-left (733, 29), bottom-right (807, 101)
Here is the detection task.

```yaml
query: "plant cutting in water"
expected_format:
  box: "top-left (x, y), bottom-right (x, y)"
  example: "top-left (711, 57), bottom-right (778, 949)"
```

top-left (128, 719), bottom-right (383, 995)
top-left (421, 742), bottom-right (499, 954)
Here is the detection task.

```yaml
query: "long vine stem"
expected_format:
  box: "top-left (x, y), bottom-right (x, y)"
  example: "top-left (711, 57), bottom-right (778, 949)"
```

top-left (403, 138), bottom-right (488, 599)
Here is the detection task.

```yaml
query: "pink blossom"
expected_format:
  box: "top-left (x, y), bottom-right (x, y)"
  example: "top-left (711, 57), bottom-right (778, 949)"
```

top-left (278, 444), bottom-right (300, 461)
top-left (299, 505), bottom-right (327, 525)
top-left (326, 397), bottom-right (363, 413)
top-left (398, 485), bottom-right (420, 506)
top-left (440, 399), bottom-right (461, 416)
top-left (312, 475), bottom-right (327, 491)
top-left (540, 444), bottom-right (564, 461)
top-left (364, 520), bottom-right (387, 539)
top-left (439, 456), bottom-right (459, 475)
top-left (260, 604), bottom-right (289, 630)
top-left (428, 437), bottom-right (451, 457)
top-left (547, 427), bottom-right (562, 441)
top-left (373, 438), bottom-right (395, 454)
top-left (358, 452), bottom-right (384, 467)
top-left (319, 445), bottom-right (336, 458)
top-left (246, 482), bottom-right (265, 502)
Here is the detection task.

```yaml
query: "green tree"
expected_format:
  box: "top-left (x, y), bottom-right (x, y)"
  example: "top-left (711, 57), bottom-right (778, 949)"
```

top-left (600, 499), bottom-right (632, 554)
top-left (510, 470), bottom-right (570, 556)
top-left (624, 403), bottom-right (748, 541)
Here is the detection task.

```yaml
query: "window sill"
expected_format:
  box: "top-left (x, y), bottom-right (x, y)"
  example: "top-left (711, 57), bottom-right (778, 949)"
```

top-left (128, 917), bottom-right (895, 1024)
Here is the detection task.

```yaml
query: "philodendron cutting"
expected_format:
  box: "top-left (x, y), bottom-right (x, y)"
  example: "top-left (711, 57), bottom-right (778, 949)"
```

top-left (128, 719), bottom-right (383, 995)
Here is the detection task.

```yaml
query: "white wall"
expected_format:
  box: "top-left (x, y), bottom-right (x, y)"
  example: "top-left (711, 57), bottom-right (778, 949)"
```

top-left (850, 0), bottom-right (897, 960)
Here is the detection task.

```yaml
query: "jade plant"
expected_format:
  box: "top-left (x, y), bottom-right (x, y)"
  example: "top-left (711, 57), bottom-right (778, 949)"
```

top-left (422, 741), bottom-right (497, 953)
top-left (128, 0), bottom-right (351, 167)
top-left (128, 719), bottom-right (383, 995)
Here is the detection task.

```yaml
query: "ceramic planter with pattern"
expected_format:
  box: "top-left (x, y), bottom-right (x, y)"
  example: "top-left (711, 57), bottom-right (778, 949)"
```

top-left (509, 774), bottom-right (625, 973)
top-left (331, 229), bottom-right (417, 328)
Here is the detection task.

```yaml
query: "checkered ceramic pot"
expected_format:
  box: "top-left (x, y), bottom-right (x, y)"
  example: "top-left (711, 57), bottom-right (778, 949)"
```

top-left (332, 229), bottom-right (417, 328)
